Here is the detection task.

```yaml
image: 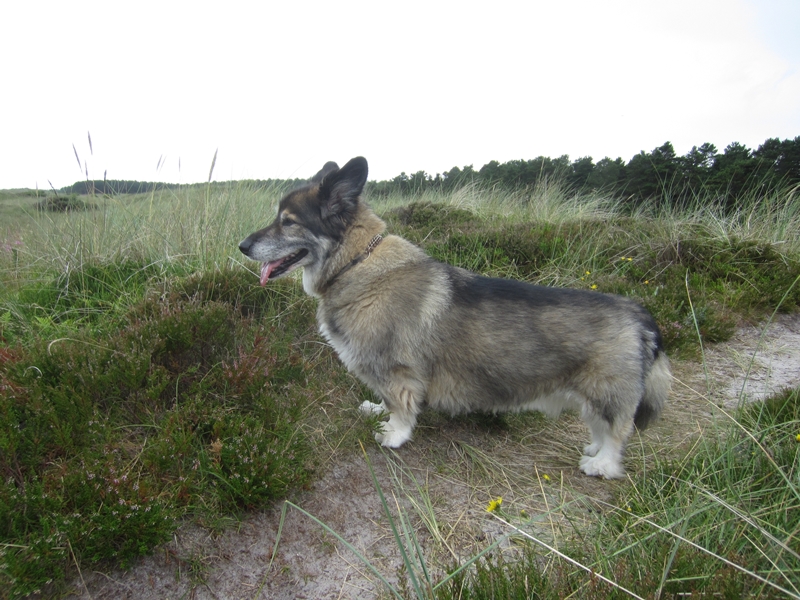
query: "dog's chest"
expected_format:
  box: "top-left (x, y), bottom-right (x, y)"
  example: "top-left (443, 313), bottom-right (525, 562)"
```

top-left (317, 308), bottom-right (361, 372)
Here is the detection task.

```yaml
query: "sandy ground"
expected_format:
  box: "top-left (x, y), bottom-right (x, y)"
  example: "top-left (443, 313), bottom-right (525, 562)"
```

top-left (54, 313), bottom-right (800, 600)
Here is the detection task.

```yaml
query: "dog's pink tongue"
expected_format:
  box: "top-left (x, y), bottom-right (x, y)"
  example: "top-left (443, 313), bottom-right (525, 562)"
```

top-left (259, 261), bottom-right (279, 286)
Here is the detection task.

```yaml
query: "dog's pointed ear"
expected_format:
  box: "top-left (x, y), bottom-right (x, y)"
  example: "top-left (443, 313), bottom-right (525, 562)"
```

top-left (319, 156), bottom-right (368, 220)
top-left (310, 161), bottom-right (339, 184)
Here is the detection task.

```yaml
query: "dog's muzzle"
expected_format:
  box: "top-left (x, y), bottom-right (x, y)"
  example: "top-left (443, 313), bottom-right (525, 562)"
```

top-left (238, 237), bottom-right (254, 256)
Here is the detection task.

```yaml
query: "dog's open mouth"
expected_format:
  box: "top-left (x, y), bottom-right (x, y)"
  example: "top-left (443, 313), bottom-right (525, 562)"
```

top-left (259, 249), bottom-right (309, 285)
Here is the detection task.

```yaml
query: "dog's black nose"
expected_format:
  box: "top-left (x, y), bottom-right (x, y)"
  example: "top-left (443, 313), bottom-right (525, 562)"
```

top-left (238, 238), bottom-right (251, 254)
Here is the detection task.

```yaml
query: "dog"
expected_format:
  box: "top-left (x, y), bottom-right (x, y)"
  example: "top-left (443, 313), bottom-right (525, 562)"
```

top-left (239, 157), bottom-right (670, 479)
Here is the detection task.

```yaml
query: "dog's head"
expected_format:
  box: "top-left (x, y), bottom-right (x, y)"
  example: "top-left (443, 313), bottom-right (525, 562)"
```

top-left (238, 156), bottom-right (369, 286)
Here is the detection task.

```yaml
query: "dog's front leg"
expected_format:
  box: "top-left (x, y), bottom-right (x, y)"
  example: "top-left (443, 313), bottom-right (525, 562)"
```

top-left (375, 408), bottom-right (415, 448)
top-left (365, 369), bottom-right (425, 448)
top-left (359, 399), bottom-right (415, 448)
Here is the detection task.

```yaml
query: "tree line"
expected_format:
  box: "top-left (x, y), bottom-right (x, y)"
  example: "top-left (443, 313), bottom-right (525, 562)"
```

top-left (60, 136), bottom-right (799, 210)
top-left (370, 136), bottom-right (800, 209)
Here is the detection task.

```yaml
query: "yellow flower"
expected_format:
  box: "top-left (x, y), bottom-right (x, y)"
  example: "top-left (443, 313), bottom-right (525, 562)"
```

top-left (486, 497), bottom-right (503, 513)
top-left (585, 270), bottom-right (591, 276)
top-left (796, 433), bottom-right (800, 442)
top-left (627, 257), bottom-right (633, 261)
top-left (542, 473), bottom-right (551, 482)
top-left (590, 284), bottom-right (598, 290)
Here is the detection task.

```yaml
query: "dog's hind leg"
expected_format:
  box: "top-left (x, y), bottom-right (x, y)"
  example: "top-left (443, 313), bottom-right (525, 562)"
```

top-left (372, 369), bottom-right (425, 448)
top-left (578, 408), bottom-right (632, 479)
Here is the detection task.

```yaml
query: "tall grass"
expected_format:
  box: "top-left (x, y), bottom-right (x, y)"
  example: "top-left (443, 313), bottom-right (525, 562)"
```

top-left (0, 180), bottom-right (286, 289)
top-left (0, 177), bottom-right (799, 597)
top-left (3, 178), bottom-right (799, 286)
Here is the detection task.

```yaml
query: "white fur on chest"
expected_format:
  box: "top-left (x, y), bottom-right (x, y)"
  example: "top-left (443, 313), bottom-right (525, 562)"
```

top-left (318, 321), bottom-right (360, 371)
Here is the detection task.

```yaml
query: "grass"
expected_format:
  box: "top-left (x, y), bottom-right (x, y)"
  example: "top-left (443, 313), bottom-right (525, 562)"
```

top-left (0, 178), bottom-right (799, 597)
top-left (591, 388), bottom-right (800, 599)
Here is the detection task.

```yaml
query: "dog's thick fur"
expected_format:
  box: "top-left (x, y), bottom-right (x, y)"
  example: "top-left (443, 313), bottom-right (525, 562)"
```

top-left (239, 157), bottom-right (670, 478)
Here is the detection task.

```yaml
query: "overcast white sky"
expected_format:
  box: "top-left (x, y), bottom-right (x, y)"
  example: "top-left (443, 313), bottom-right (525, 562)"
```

top-left (2, 0), bottom-right (798, 190)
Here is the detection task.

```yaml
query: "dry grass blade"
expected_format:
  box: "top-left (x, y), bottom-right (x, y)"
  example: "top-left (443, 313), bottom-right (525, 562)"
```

top-left (208, 148), bottom-right (218, 183)
top-left (72, 143), bottom-right (82, 172)
top-left (67, 538), bottom-right (93, 600)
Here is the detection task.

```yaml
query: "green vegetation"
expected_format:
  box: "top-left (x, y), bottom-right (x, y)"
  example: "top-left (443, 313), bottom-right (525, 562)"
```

top-left (0, 270), bottom-right (317, 595)
top-left (0, 175), bottom-right (798, 597)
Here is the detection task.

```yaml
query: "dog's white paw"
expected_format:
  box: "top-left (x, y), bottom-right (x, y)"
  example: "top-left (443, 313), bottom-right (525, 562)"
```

top-left (360, 400), bottom-right (388, 416)
top-left (374, 423), bottom-right (412, 448)
top-left (579, 454), bottom-right (625, 479)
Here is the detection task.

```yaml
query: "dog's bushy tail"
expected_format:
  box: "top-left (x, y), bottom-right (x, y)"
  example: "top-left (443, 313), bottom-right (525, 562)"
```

top-left (634, 350), bottom-right (671, 430)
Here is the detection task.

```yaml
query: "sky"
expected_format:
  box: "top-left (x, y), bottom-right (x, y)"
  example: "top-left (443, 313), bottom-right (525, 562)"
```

top-left (1, 0), bottom-right (799, 190)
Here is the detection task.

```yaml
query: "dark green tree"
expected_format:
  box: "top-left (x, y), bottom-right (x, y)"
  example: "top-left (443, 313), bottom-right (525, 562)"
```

top-left (709, 142), bottom-right (763, 206)
top-left (568, 156), bottom-right (594, 189)
top-left (624, 142), bottom-right (680, 204)
top-left (754, 136), bottom-right (800, 182)
top-left (679, 143), bottom-right (718, 193)
top-left (585, 157), bottom-right (626, 191)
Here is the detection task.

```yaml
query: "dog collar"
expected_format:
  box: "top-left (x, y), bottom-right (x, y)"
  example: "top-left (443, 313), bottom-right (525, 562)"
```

top-left (365, 234), bottom-right (383, 256)
top-left (320, 234), bottom-right (383, 293)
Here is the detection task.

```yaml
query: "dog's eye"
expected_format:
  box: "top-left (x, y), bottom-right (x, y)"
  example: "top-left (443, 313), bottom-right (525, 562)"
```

top-left (281, 216), bottom-right (295, 227)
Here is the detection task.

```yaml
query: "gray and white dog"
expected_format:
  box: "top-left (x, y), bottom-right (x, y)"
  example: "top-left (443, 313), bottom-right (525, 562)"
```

top-left (239, 157), bottom-right (670, 478)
